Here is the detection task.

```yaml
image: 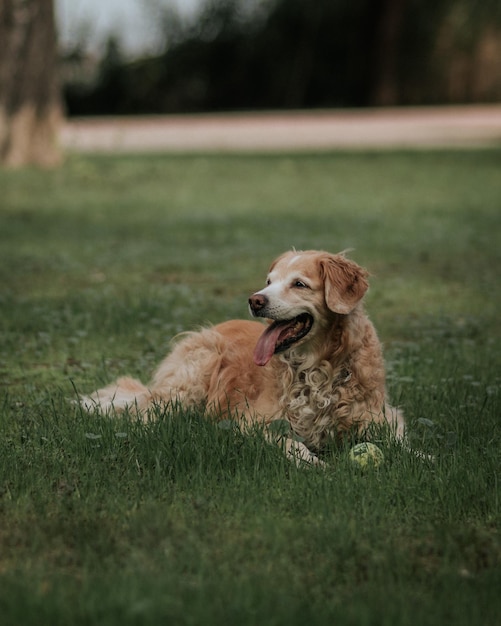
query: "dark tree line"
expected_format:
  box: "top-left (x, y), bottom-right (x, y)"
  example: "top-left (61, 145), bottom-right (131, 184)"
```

top-left (64, 0), bottom-right (501, 116)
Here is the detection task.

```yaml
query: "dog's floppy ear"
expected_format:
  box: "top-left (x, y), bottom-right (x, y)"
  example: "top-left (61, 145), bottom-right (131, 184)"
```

top-left (319, 254), bottom-right (369, 314)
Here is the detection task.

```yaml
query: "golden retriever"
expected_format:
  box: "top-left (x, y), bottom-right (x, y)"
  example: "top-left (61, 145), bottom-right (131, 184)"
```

top-left (82, 250), bottom-right (404, 464)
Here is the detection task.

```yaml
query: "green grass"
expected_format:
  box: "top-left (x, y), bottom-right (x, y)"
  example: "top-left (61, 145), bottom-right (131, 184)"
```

top-left (0, 149), bottom-right (500, 625)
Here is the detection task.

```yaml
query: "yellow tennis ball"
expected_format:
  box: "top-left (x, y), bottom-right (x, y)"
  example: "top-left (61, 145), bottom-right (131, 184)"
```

top-left (349, 442), bottom-right (384, 469)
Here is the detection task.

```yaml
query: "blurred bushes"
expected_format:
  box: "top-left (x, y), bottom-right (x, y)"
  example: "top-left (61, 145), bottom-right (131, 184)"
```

top-left (62, 0), bottom-right (501, 116)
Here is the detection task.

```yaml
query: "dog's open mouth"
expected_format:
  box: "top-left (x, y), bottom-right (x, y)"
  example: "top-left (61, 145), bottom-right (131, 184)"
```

top-left (253, 313), bottom-right (313, 366)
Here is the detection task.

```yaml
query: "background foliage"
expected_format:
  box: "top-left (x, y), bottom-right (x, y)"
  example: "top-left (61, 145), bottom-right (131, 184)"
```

top-left (63, 0), bottom-right (501, 115)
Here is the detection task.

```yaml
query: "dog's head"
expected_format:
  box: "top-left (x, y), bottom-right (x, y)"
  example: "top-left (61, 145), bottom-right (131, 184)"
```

top-left (249, 250), bottom-right (369, 366)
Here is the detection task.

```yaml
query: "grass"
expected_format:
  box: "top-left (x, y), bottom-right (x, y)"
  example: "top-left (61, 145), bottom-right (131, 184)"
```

top-left (0, 149), bottom-right (500, 625)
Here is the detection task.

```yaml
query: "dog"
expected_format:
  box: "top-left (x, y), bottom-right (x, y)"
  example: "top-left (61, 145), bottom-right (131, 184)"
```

top-left (81, 250), bottom-right (405, 464)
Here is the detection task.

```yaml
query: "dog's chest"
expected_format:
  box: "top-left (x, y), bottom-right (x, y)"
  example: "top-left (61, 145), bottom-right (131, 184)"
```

top-left (279, 360), bottom-right (354, 448)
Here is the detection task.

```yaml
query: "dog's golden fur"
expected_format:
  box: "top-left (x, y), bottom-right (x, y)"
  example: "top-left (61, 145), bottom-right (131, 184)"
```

top-left (83, 250), bottom-right (404, 464)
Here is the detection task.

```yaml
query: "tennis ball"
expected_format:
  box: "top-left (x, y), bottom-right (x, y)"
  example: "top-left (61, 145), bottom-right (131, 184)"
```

top-left (349, 442), bottom-right (384, 469)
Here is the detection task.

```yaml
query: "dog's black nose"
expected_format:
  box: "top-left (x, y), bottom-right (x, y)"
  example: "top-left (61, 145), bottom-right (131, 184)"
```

top-left (249, 293), bottom-right (268, 313)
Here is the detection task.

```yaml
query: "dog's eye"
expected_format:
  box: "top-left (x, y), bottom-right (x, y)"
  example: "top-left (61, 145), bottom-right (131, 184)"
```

top-left (266, 278), bottom-right (271, 286)
top-left (293, 280), bottom-right (309, 289)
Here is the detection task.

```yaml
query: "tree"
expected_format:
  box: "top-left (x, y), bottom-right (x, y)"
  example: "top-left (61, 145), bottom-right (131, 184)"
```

top-left (0, 0), bottom-right (63, 167)
top-left (369, 0), bottom-right (406, 105)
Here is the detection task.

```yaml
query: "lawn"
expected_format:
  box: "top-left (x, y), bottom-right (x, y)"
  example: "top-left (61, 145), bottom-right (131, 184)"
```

top-left (0, 149), bottom-right (500, 625)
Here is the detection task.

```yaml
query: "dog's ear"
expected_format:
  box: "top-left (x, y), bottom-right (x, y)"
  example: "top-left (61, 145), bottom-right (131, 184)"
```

top-left (319, 254), bottom-right (369, 314)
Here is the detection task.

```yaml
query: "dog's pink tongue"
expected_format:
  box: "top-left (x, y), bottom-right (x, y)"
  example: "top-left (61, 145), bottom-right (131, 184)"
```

top-left (253, 323), bottom-right (283, 366)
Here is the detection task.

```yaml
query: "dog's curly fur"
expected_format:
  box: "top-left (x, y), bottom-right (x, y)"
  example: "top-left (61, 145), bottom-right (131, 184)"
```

top-left (82, 250), bottom-right (404, 464)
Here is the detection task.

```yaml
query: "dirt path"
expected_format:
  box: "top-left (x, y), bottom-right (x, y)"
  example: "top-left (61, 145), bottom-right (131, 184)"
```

top-left (61, 105), bottom-right (501, 152)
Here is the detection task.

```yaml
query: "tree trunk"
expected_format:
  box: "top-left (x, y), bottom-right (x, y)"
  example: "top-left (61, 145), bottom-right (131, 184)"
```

top-left (0, 0), bottom-right (63, 167)
top-left (370, 0), bottom-right (406, 106)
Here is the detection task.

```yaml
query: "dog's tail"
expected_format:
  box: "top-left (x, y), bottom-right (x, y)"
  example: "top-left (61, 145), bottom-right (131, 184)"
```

top-left (79, 376), bottom-right (153, 416)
